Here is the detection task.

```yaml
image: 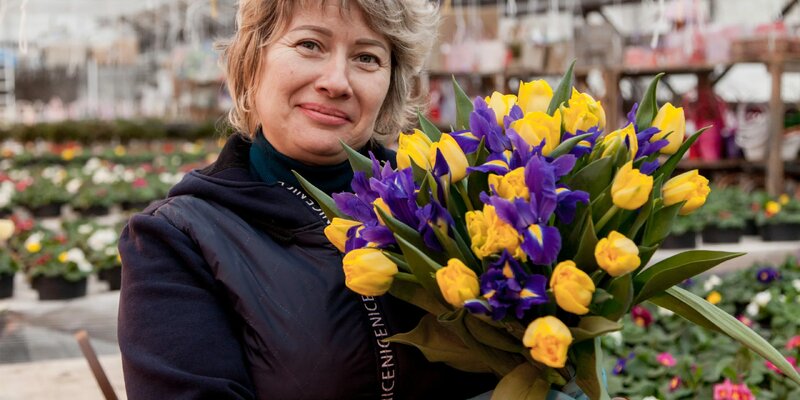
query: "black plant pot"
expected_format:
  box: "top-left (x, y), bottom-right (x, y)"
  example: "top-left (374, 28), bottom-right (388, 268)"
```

top-left (31, 276), bottom-right (87, 300)
top-left (29, 203), bottom-right (64, 218)
top-left (660, 231), bottom-right (697, 249)
top-left (0, 273), bottom-right (14, 299)
top-left (98, 265), bottom-right (122, 291)
top-left (744, 218), bottom-right (759, 236)
top-left (761, 223), bottom-right (800, 241)
top-left (701, 227), bottom-right (743, 244)
top-left (75, 205), bottom-right (110, 217)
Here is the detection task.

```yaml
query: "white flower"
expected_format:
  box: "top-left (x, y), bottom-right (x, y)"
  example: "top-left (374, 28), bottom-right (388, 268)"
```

top-left (0, 181), bottom-right (14, 208)
top-left (642, 397), bottom-right (658, 400)
top-left (64, 248), bottom-right (92, 273)
top-left (104, 247), bottom-right (118, 257)
top-left (703, 275), bottom-right (722, 292)
top-left (92, 168), bottom-right (115, 185)
top-left (65, 178), bottom-right (83, 194)
top-left (24, 232), bottom-right (44, 248)
top-left (9, 169), bottom-right (29, 181)
top-left (657, 306), bottom-right (674, 317)
top-left (780, 295), bottom-right (787, 303)
top-left (607, 331), bottom-right (623, 347)
top-left (87, 228), bottom-right (118, 252)
top-left (82, 157), bottom-right (102, 175)
top-left (754, 291), bottom-right (772, 307)
top-left (746, 302), bottom-right (759, 316)
top-left (77, 224), bottom-right (93, 235)
top-left (0, 219), bottom-right (14, 241)
top-left (793, 279), bottom-right (800, 292)
top-left (122, 170), bottom-right (135, 182)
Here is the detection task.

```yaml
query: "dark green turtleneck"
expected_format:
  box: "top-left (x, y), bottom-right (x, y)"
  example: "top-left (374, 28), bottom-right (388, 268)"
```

top-left (248, 130), bottom-right (354, 196)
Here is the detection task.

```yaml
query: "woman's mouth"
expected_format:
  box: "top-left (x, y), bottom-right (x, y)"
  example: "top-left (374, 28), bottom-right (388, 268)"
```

top-left (299, 103), bottom-right (351, 126)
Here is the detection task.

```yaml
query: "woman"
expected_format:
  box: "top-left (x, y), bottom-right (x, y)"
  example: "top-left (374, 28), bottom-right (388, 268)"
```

top-left (117, 1), bottom-right (496, 398)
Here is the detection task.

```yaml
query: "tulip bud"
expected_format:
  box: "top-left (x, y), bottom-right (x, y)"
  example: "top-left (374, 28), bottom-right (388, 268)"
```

top-left (429, 133), bottom-right (469, 182)
top-left (523, 316), bottom-right (573, 368)
top-left (571, 88), bottom-right (606, 131)
top-left (397, 129), bottom-right (433, 170)
top-left (611, 162), bottom-right (653, 210)
top-left (485, 92), bottom-right (518, 126)
top-left (595, 231), bottom-right (641, 277)
top-left (343, 248), bottom-right (398, 296)
top-left (509, 110), bottom-right (562, 156)
top-left (488, 167), bottom-right (529, 201)
top-left (602, 124), bottom-right (637, 161)
top-left (517, 80), bottom-right (553, 115)
top-left (550, 261), bottom-right (595, 315)
top-left (436, 258), bottom-right (480, 307)
top-left (651, 103), bottom-right (685, 155)
top-left (324, 218), bottom-right (362, 253)
top-left (662, 170), bottom-right (710, 215)
top-left (0, 219), bottom-right (14, 241)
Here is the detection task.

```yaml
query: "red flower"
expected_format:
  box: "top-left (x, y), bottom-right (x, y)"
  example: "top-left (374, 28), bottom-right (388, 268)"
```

top-left (132, 178), bottom-right (148, 188)
top-left (669, 376), bottom-right (681, 391)
top-left (737, 315), bottom-right (753, 328)
top-left (786, 335), bottom-right (800, 350)
top-left (631, 305), bottom-right (653, 328)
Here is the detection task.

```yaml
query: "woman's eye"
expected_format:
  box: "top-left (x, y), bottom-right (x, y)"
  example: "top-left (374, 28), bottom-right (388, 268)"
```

top-left (298, 41), bottom-right (319, 51)
top-left (357, 54), bottom-right (380, 65)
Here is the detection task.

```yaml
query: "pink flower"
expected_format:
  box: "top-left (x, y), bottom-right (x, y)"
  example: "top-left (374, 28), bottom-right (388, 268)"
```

top-left (737, 315), bottom-right (753, 328)
top-left (657, 352), bottom-right (677, 367)
top-left (631, 305), bottom-right (653, 328)
top-left (132, 178), bottom-right (148, 188)
top-left (766, 356), bottom-right (798, 374)
top-left (669, 376), bottom-right (681, 391)
top-left (714, 379), bottom-right (754, 400)
top-left (787, 335), bottom-right (800, 350)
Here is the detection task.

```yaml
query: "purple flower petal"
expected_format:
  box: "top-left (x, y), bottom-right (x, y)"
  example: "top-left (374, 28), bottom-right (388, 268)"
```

top-left (450, 130), bottom-right (482, 154)
top-left (556, 188), bottom-right (590, 224)
top-left (521, 224), bottom-right (561, 265)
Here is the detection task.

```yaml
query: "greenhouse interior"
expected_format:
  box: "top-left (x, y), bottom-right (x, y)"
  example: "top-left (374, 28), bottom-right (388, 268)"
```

top-left (2, 0), bottom-right (800, 399)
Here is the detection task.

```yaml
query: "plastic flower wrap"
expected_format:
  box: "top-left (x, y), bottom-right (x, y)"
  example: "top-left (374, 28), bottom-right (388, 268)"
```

top-left (296, 66), bottom-right (800, 399)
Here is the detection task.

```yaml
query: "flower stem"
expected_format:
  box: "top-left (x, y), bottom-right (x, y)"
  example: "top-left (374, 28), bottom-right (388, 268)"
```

top-left (456, 180), bottom-right (475, 211)
top-left (595, 205), bottom-right (619, 233)
top-left (393, 272), bottom-right (419, 284)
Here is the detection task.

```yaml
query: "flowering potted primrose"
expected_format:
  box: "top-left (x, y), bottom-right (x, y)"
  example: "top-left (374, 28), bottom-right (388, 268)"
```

top-left (697, 186), bottom-right (747, 244)
top-left (17, 226), bottom-right (92, 300)
top-left (298, 65), bottom-right (800, 398)
top-left (0, 218), bottom-right (18, 299)
top-left (756, 193), bottom-right (800, 241)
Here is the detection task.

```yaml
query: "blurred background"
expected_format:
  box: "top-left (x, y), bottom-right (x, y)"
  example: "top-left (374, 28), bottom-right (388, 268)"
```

top-left (2, 0), bottom-right (800, 399)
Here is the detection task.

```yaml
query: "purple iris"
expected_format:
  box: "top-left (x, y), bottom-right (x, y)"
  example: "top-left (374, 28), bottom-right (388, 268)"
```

top-left (613, 352), bottom-right (636, 375)
top-left (464, 250), bottom-right (548, 320)
top-left (469, 97), bottom-right (512, 153)
top-left (415, 200), bottom-right (454, 252)
top-left (635, 127), bottom-right (669, 160)
top-left (626, 103), bottom-right (639, 127)
top-left (561, 126), bottom-right (603, 157)
top-left (449, 129), bottom-right (482, 154)
top-left (555, 186), bottom-right (590, 224)
top-left (756, 266), bottom-right (780, 283)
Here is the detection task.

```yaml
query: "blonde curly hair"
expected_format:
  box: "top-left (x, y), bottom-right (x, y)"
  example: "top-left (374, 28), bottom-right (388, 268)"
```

top-left (218, 0), bottom-right (439, 141)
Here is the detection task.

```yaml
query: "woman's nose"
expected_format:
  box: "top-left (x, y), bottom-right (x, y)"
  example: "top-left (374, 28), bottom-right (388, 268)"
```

top-left (314, 54), bottom-right (353, 99)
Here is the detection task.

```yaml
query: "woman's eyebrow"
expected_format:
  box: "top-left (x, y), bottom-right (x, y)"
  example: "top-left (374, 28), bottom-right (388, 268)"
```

top-left (290, 25), bottom-right (388, 52)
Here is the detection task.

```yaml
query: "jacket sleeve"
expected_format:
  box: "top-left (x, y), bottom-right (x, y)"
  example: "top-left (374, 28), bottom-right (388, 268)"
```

top-left (118, 206), bottom-right (255, 399)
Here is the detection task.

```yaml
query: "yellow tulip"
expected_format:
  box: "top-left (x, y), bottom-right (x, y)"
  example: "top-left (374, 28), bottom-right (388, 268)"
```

top-left (510, 110), bottom-right (562, 156)
top-left (523, 316), bottom-right (573, 368)
top-left (436, 258), bottom-right (480, 307)
top-left (595, 231), bottom-right (641, 277)
top-left (561, 89), bottom-right (605, 134)
top-left (324, 218), bottom-right (362, 253)
top-left (485, 92), bottom-right (518, 126)
top-left (611, 161), bottom-right (653, 210)
top-left (662, 170), bottom-right (711, 215)
top-left (0, 219), bottom-right (14, 241)
top-left (651, 103), bottom-right (685, 155)
top-left (397, 129), bottom-right (433, 170)
top-left (466, 205), bottom-right (525, 260)
top-left (343, 248), bottom-right (398, 296)
top-left (602, 123), bottom-right (638, 161)
top-left (429, 133), bottom-right (469, 182)
top-left (488, 167), bottom-right (529, 201)
top-left (517, 80), bottom-right (553, 114)
top-left (706, 291), bottom-right (722, 305)
top-left (550, 261), bottom-right (595, 315)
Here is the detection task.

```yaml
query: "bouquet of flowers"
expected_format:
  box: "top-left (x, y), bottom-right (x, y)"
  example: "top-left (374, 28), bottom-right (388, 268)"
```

top-left (297, 64), bottom-right (800, 399)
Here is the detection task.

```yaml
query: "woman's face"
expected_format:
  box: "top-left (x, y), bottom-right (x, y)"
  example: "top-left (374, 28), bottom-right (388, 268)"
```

top-left (254, 3), bottom-right (392, 165)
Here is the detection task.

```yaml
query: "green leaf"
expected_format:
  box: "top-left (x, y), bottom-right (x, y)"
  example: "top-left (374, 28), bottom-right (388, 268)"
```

top-left (597, 273), bottom-right (633, 321)
top-left (453, 76), bottom-right (474, 131)
top-left (547, 60), bottom-right (576, 116)
top-left (464, 313), bottom-right (526, 353)
top-left (386, 314), bottom-right (492, 373)
top-left (654, 126), bottom-right (710, 181)
top-left (633, 250), bottom-right (745, 304)
top-left (634, 73), bottom-right (664, 130)
top-left (292, 171), bottom-right (345, 220)
top-left (431, 222), bottom-right (464, 262)
top-left (438, 309), bottom-right (524, 375)
top-left (374, 207), bottom-right (431, 259)
top-left (388, 278), bottom-right (449, 316)
top-left (418, 110), bottom-right (443, 142)
top-left (491, 363), bottom-right (550, 400)
top-left (625, 176), bottom-right (661, 240)
top-left (573, 209), bottom-right (599, 272)
top-left (563, 157), bottom-right (613, 199)
top-left (574, 337), bottom-right (612, 400)
top-left (339, 140), bottom-right (373, 177)
top-left (643, 202), bottom-right (683, 247)
top-left (570, 316), bottom-right (623, 343)
top-left (393, 234), bottom-right (444, 298)
top-left (636, 244), bottom-right (659, 272)
top-left (453, 228), bottom-right (481, 273)
top-left (649, 287), bottom-right (800, 386)
top-left (549, 132), bottom-right (594, 159)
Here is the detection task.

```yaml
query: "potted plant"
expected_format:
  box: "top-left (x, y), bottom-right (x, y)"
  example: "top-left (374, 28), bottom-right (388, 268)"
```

top-left (69, 221), bottom-right (122, 291)
top-left (756, 194), bottom-right (800, 241)
top-left (17, 227), bottom-right (92, 300)
top-left (13, 169), bottom-right (71, 218)
top-left (661, 214), bottom-right (701, 249)
top-left (0, 218), bottom-right (17, 299)
top-left (698, 186), bottom-right (747, 244)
